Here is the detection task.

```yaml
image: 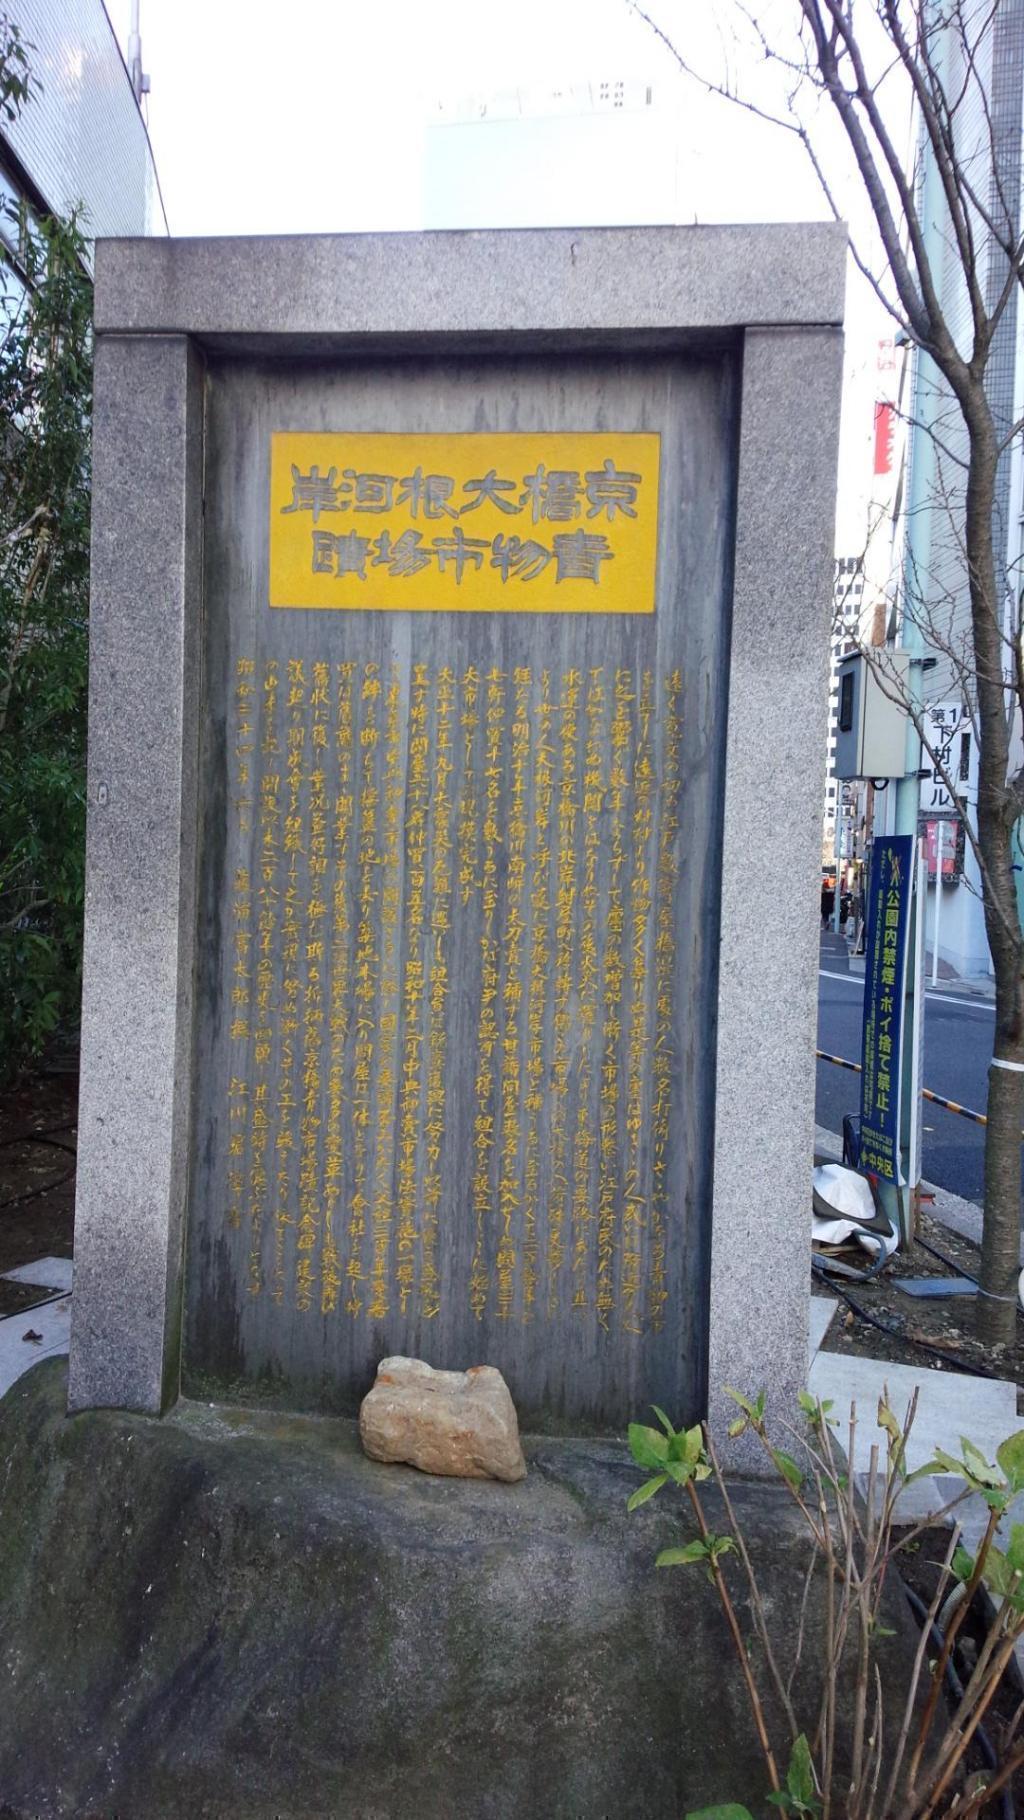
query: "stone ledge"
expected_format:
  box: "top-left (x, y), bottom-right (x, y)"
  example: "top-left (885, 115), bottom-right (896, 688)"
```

top-left (93, 222), bottom-right (847, 342)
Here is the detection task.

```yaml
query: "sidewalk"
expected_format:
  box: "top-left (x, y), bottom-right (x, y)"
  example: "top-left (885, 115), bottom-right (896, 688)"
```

top-left (806, 1281), bottom-right (1024, 1676)
top-left (808, 1285), bottom-right (1019, 1516)
top-left (821, 926), bottom-right (996, 1001)
top-left (0, 1256), bottom-right (72, 1398)
top-left (810, 1121), bottom-right (1023, 1665)
top-left (924, 966), bottom-right (998, 1003)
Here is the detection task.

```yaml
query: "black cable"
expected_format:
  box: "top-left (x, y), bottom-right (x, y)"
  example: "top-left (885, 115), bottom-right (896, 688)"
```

top-left (915, 1232), bottom-right (982, 1289)
top-left (0, 1164), bottom-right (76, 1214)
top-left (0, 1120), bottom-right (76, 1151)
top-left (814, 1169), bottom-right (1012, 1360)
top-left (812, 1242), bottom-right (893, 1286)
top-left (816, 1275), bottom-right (1012, 1383)
top-left (0, 1123), bottom-right (78, 1214)
top-left (0, 1288), bottom-right (69, 1322)
top-left (902, 1585), bottom-right (1013, 1820)
top-left (1, 1135), bottom-right (77, 1162)
top-left (22, 1133), bottom-right (77, 1155)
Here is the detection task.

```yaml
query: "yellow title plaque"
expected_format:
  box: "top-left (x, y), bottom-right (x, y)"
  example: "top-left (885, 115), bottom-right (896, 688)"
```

top-left (268, 431), bottom-right (660, 614)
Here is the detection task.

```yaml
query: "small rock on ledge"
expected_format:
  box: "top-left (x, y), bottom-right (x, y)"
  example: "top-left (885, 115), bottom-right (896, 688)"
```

top-left (359, 1356), bottom-right (527, 1483)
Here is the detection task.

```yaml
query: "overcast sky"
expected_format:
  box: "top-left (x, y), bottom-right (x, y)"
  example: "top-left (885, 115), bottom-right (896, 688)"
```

top-left (106, 0), bottom-right (867, 236)
top-left (104, 0), bottom-right (908, 548)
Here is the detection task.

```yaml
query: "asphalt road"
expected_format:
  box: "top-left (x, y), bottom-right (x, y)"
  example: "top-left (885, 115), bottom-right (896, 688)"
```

top-left (816, 932), bottom-right (996, 1206)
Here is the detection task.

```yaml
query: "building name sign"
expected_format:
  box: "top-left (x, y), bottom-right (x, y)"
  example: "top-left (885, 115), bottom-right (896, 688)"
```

top-left (269, 431), bottom-right (660, 614)
top-left (920, 701), bottom-right (967, 817)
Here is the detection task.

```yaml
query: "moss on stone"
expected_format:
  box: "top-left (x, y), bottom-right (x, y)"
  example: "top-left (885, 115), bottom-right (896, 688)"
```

top-left (0, 1360), bottom-right (920, 1820)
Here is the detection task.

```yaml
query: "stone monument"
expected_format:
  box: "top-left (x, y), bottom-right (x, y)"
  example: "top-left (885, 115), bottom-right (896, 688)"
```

top-left (0, 225), bottom-right (853, 1820)
top-left (69, 225), bottom-right (844, 1441)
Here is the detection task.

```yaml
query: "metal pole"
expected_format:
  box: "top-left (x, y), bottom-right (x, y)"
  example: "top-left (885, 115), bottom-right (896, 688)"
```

top-left (877, 410), bottom-right (933, 1245)
top-left (878, 5), bottom-right (953, 1245)
top-left (931, 845), bottom-right (942, 986)
top-left (907, 836), bottom-right (926, 1223)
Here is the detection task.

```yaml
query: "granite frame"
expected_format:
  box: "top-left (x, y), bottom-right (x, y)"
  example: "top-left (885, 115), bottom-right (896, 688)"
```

top-left (69, 225), bottom-right (844, 1446)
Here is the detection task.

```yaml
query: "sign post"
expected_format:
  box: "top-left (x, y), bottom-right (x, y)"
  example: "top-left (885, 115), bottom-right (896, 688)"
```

top-left (858, 834), bottom-right (916, 1239)
top-left (906, 836), bottom-right (926, 1223)
top-left (928, 820), bottom-right (958, 984)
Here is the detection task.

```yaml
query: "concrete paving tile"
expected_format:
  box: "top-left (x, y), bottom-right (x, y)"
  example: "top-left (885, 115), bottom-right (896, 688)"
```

top-left (808, 1296), bottom-right (837, 1360)
top-left (956, 1490), bottom-right (1024, 1556)
top-left (808, 1351), bottom-right (1018, 1478)
top-left (1, 1256), bottom-right (73, 1293)
top-left (0, 1296), bottom-right (71, 1399)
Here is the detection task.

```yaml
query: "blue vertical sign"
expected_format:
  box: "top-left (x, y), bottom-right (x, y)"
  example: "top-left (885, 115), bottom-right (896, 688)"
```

top-left (859, 835), bottom-right (914, 1181)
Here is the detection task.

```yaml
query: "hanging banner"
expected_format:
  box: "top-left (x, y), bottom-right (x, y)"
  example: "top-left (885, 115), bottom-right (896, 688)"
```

top-left (859, 835), bottom-right (915, 1181)
top-left (923, 817), bottom-right (962, 884)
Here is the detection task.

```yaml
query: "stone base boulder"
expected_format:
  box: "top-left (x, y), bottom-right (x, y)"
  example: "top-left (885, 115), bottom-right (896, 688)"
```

top-left (0, 1360), bottom-right (919, 1819)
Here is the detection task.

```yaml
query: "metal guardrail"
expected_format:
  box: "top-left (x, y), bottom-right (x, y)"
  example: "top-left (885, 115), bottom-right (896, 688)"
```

top-left (815, 1049), bottom-right (994, 1131)
top-left (920, 1087), bottom-right (990, 1129)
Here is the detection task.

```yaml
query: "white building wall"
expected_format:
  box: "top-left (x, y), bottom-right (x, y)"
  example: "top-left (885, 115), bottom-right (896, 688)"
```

top-left (1, 0), bottom-right (165, 239)
top-left (897, 0), bottom-right (1023, 979)
top-left (422, 81), bottom-right (680, 231)
top-left (823, 558), bottom-right (863, 863)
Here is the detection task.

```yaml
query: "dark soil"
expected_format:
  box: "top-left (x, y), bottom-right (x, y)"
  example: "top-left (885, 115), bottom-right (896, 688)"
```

top-left (816, 1208), bottom-right (1024, 1410)
top-left (895, 1523), bottom-right (1024, 1813)
top-left (0, 1067), bottom-right (77, 1316)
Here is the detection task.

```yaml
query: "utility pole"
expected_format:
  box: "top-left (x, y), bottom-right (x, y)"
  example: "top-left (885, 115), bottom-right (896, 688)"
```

top-left (878, 330), bottom-right (937, 1245)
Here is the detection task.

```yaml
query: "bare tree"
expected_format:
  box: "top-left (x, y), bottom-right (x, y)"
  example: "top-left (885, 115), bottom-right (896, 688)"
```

top-left (633, 0), bottom-right (1024, 1344)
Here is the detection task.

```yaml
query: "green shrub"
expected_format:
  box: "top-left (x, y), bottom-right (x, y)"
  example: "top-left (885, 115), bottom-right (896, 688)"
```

top-left (0, 21), bottom-right (91, 1077)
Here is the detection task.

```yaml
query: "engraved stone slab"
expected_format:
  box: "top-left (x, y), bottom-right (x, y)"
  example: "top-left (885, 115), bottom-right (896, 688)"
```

top-left (184, 348), bottom-right (736, 1429)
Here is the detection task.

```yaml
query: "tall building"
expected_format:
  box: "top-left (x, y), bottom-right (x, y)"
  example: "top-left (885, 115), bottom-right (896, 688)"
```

top-left (0, 0), bottom-right (165, 254)
top-left (881, 0), bottom-right (1024, 978)
top-left (823, 557), bottom-right (865, 871)
top-left (825, 326), bottom-right (909, 919)
top-left (422, 79), bottom-right (681, 230)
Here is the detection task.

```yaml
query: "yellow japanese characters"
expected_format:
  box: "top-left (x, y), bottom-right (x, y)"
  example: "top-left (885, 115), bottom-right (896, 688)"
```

top-left (269, 432), bottom-right (660, 614)
top-left (224, 652), bottom-right (684, 1336)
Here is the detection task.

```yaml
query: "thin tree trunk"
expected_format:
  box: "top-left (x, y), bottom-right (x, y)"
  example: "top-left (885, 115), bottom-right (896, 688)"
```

top-left (981, 1057), bottom-right (1024, 1343)
top-left (956, 393), bottom-right (1024, 1346)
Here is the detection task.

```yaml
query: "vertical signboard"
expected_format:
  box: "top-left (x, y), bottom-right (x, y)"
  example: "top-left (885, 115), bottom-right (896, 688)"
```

top-left (858, 835), bottom-right (914, 1181)
top-left (924, 817), bottom-right (962, 883)
top-left (919, 701), bottom-right (968, 815)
